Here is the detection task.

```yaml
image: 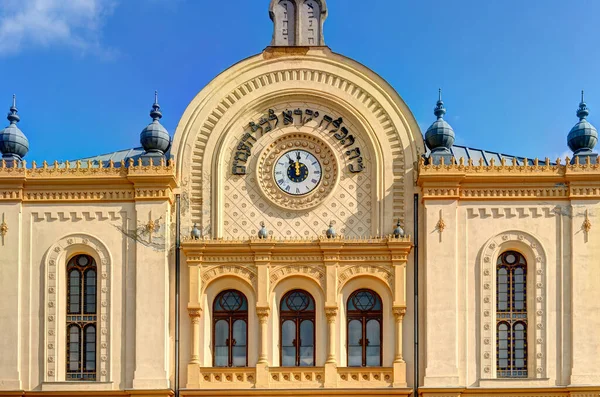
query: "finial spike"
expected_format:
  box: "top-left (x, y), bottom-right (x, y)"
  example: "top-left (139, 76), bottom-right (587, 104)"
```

top-left (7, 94), bottom-right (20, 125)
top-left (434, 89), bottom-right (446, 119)
top-left (149, 90), bottom-right (163, 121)
top-left (576, 90), bottom-right (590, 120)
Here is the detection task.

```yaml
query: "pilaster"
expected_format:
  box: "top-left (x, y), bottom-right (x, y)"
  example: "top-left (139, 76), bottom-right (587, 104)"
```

top-left (132, 200), bottom-right (171, 389)
top-left (422, 199), bottom-right (460, 387)
top-left (569, 201), bottom-right (600, 384)
top-left (0, 202), bottom-right (22, 390)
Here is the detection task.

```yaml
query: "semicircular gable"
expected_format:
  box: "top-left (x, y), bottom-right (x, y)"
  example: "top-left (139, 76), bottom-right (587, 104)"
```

top-left (173, 49), bottom-right (423, 238)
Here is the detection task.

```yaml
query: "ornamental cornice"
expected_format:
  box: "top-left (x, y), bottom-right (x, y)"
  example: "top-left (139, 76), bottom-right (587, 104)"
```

top-left (182, 236), bottom-right (413, 259)
top-left (418, 156), bottom-right (600, 200)
top-left (0, 159), bottom-right (177, 203)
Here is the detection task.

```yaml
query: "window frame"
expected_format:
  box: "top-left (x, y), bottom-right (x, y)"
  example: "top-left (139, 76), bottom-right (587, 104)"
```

top-left (65, 254), bottom-right (98, 381)
top-left (212, 289), bottom-right (249, 367)
top-left (496, 250), bottom-right (528, 378)
top-left (279, 289), bottom-right (316, 367)
top-left (346, 289), bottom-right (383, 367)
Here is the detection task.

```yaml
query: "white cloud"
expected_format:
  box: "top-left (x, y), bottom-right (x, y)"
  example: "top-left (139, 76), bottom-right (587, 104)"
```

top-left (0, 0), bottom-right (116, 56)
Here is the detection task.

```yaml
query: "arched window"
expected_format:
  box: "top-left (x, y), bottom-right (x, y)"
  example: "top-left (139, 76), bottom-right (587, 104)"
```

top-left (213, 290), bottom-right (248, 367)
top-left (496, 251), bottom-right (527, 378)
top-left (280, 290), bottom-right (315, 366)
top-left (347, 289), bottom-right (382, 367)
top-left (66, 254), bottom-right (97, 380)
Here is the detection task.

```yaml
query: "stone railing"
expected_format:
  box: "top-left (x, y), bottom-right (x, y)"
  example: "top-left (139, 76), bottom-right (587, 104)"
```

top-left (269, 367), bottom-right (325, 388)
top-left (198, 367), bottom-right (255, 389)
top-left (337, 367), bottom-right (394, 387)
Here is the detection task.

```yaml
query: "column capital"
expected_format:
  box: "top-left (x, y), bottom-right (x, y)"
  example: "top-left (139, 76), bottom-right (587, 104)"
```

top-left (325, 306), bottom-right (338, 323)
top-left (256, 306), bottom-right (270, 324)
top-left (188, 305), bottom-right (202, 324)
top-left (392, 306), bottom-right (406, 321)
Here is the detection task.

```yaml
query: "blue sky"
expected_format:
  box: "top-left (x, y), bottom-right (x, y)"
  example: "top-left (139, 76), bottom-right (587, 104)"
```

top-left (1, 0), bottom-right (598, 163)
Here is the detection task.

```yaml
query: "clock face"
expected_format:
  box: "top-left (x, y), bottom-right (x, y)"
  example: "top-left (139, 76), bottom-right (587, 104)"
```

top-left (274, 150), bottom-right (322, 195)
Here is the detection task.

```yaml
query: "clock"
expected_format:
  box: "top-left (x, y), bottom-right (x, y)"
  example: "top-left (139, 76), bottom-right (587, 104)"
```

top-left (274, 150), bottom-right (322, 196)
top-left (256, 133), bottom-right (338, 210)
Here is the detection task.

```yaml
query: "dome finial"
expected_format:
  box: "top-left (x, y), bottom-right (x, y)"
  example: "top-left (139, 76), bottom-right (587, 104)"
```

top-left (434, 88), bottom-right (446, 119)
top-left (7, 94), bottom-right (20, 125)
top-left (577, 90), bottom-right (589, 120)
top-left (0, 94), bottom-right (29, 161)
top-left (150, 90), bottom-right (162, 121)
top-left (393, 219), bottom-right (405, 238)
top-left (140, 90), bottom-right (170, 157)
top-left (258, 221), bottom-right (268, 239)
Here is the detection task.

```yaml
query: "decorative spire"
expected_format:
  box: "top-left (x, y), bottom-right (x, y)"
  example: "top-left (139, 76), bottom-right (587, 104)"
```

top-left (7, 95), bottom-right (20, 125)
top-left (577, 90), bottom-right (589, 120)
top-left (434, 88), bottom-right (446, 119)
top-left (150, 90), bottom-right (163, 121)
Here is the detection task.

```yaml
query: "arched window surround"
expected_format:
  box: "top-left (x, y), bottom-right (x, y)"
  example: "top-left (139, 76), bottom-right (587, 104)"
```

top-left (339, 276), bottom-right (394, 367)
top-left (212, 289), bottom-right (249, 367)
top-left (479, 231), bottom-right (546, 380)
top-left (270, 276), bottom-right (326, 367)
top-left (44, 234), bottom-right (111, 384)
top-left (202, 276), bottom-right (258, 367)
top-left (279, 289), bottom-right (316, 367)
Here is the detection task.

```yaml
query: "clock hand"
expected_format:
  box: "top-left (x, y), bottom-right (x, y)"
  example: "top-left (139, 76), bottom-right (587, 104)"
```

top-left (287, 154), bottom-right (294, 165)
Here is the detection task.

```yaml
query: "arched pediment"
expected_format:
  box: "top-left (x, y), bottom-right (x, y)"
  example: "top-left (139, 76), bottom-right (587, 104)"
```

top-left (172, 49), bottom-right (423, 239)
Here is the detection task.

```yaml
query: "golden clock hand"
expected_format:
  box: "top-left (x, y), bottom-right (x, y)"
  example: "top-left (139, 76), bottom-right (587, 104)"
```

top-left (295, 161), bottom-right (300, 176)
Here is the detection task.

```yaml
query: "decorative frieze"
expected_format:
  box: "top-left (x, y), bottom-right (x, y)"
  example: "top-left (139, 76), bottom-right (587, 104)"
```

top-left (0, 158), bottom-right (176, 203)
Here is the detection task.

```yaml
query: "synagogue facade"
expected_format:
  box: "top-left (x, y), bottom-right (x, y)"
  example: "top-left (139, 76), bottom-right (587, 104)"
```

top-left (1, 1), bottom-right (599, 396)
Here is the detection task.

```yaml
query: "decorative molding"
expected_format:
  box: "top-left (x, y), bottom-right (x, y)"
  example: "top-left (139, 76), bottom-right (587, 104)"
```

top-left (188, 307), bottom-right (202, 325)
top-left (392, 306), bottom-right (407, 320)
top-left (256, 306), bottom-right (270, 324)
top-left (0, 213), bottom-right (7, 245)
top-left (269, 264), bottom-right (326, 290)
top-left (583, 209), bottom-right (592, 233)
top-left (44, 234), bottom-right (111, 383)
top-left (325, 306), bottom-right (338, 323)
top-left (436, 210), bottom-right (446, 233)
top-left (201, 264), bottom-right (258, 292)
top-left (338, 263), bottom-right (393, 293)
top-left (176, 62), bottom-right (413, 232)
top-left (0, 159), bottom-right (176, 203)
top-left (419, 156), bottom-right (600, 201)
top-left (480, 231), bottom-right (546, 380)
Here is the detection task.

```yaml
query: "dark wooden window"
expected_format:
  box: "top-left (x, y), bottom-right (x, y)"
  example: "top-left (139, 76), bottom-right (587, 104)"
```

top-left (347, 289), bottom-right (382, 367)
top-left (496, 251), bottom-right (528, 378)
top-left (280, 290), bottom-right (315, 366)
top-left (213, 290), bottom-right (248, 367)
top-left (66, 254), bottom-right (97, 381)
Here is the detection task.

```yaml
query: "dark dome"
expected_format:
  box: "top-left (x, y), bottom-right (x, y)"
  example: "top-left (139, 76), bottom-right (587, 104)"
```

top-left (0, 96), bottom-right (29, 160)
top-left (568, 94), bottom-right (597, 154)
top-left (140, 92), bottom-right (171, 155)
top-left (425, 90), bottom-right (455, 152)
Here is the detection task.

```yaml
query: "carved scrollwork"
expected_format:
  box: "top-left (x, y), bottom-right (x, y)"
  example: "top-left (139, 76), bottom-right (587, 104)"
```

top-left (338, 264), bottom-right (393, 293)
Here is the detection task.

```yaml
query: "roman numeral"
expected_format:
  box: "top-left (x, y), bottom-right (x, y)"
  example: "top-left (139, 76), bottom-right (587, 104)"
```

top-left (311, 179), bottom-right (318, 184)
top-left (296, 188), bottom-right (300, 194)
top-left (278, 179), bottom-right (284, 184)
top-left (285, 186), bottom-right (291, 191)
